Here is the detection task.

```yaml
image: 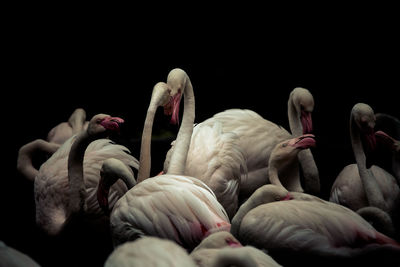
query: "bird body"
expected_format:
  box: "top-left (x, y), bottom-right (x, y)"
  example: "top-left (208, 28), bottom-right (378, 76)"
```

top-left (110, 174), bottom-right (230, 249)
top-left (191, 231), bottom-right (282, 267)
top-left (104, 237), bottom-right (197, 267)
top-left (164, 119), bottom-right (247, 218)
top-left (201, 108), bottom-right (307, 200)
top-left (329, 104), bottom-right (399, 236)
top-left (330, 164), bottom-right (399, 212)
top-left (238, 198), bottom-right (399, 257)
top-left (34, 116), bottom-right (138, 235)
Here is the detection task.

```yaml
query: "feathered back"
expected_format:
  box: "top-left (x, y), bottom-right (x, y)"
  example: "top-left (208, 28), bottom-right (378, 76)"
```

top-left (105, 237), bottom-right (197, 267)
top-left (34, 135), bottom-right (138, 235)
top-left (110, 174), bottom-right (230, 249)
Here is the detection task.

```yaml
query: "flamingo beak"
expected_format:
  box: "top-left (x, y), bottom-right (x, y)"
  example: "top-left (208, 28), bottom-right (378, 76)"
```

top-left (301, 110), bottom-right (313, 134)
top-left (100, 117), bottom-right (124, 132)
top-left (164, 91), bottom-right (182, 125)
top-left (282, 193), bottom-right (293, 200)
top-left (292, 134), bottom-right (316, 149)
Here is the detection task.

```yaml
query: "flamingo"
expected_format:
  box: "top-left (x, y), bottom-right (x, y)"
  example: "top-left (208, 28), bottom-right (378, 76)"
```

top-left (163, 116), bottom-right (247, 218)
top-left (104, 235), bottom-right (263, 267)
top-left (34, 113), bottom-right (138, 235)
top-left (17, 108), bottom-right (88, 181)
top-left (96, 82), bottom-right (172, 214)
top-left (104, 237), bottom-right (197, 267)
top-left (329, 103), bottom-right (399, 236)
top-left (109, 68), bottom-right (230, 250)
top-left (188, 87), bottom-right (319, 204)
top-left (190, 231), bottom-right (282, 267)
top-left (230, 135), bottom-right (400, 266)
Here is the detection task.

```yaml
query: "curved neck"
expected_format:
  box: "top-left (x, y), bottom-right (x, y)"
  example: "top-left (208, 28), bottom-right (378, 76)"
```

top-left (17, 139), bottom-right (60, 181)
top-left (357, 206), bottom-right (395, 237)
top-left (67, 131), bottom-right (95, 215)
top-left (137, 92), bottom-right (162, 182)
top-left (68, 108), bottom-right (87, 134)
top-left (288, 96), bottom-right (320, 194)
top-left (288, 95), bottom-right (302, 136)
top-left (97, 159), bottom-right (136, 215)
top-left (350, 114), bottom-right (387, 211)
top-left (167, 78), bottom-right (195, 175)
top-left (268, 165), bottom-right (285, 189)
top-left (231, 185), bottom-right (283, 236)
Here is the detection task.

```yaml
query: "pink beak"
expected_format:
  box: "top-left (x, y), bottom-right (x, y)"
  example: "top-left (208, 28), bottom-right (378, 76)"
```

top-left (100, 117), bottom-right (124, 132)
top-left (170, 91), bottom-right (182, 125)
top-left (282, 193), bottom-right (293, 200)
top-left (301, 110), bottom-right (313, 134)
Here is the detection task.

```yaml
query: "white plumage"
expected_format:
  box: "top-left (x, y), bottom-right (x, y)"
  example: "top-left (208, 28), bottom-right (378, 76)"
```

top-left (164, 120), bottom-right (247, 218)
top-left (104, 237), bottom-right (197, 267)
top-left (110, 174), bottom-right (230, 249)
top-left (35, 132), bottom-right (138, 235)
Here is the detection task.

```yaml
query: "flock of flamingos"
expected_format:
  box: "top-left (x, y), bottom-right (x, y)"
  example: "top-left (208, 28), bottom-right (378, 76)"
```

top-left (3, 68), bottom-right (400, 266)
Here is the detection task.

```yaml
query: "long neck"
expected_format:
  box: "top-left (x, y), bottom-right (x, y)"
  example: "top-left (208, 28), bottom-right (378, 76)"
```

top-left (167, 79), bottom-right (195, 175)
top-left (210, 248), bottom-right (258, 267)
top-left (350, 114), bottom-right (387, 211)
top-left (231, 184), bottom-right (282, 236)
top-left (137, 93), bottom-right (161, 182)
top-left (67, 131), bottom-right (95, 215)
top-left (69, 108), bottom-right (87, 134)
top-left (288, 95), bottom-right (302, 136)
top-left (17, 139), bottom-right (60, 181)
top-left (268, 165), bottom-right (285, 189)
top-left (97, 159), bottom-right (136, 215)
top-left (288, 97), bottom-right (320, 194)
top-left (357, 206), bottom-right (395, 237)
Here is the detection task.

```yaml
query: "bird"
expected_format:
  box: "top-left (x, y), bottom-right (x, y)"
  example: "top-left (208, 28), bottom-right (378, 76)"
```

top-left (109, 69), bottom-right (230, 250)
top-left (34, 113), bottom-right (138, 235)
top-left (231, 134), bottom-right (317, 237)
top-left (190, 87), bottom-right (319, 205)
top-left (233, 185), bottom-right (400, 266)
top-left (17, 108), bottom-right (88, 181)
top-left (163, 114), bottom-right (247, 219)
top-left (230, 134), bottom-right (400, 266)
top-left (104, 236), bottom-right (197, 267)
top-left (96, 82), bottom-right (170, 215)
top-left (190, 231), bottom-right (282, 267)
top-left (0, 241), bottom-right (41, 267)
top-left (329, 103), bottom-right (399, 236)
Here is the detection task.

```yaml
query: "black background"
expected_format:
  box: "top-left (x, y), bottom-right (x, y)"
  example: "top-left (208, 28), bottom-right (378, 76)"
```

top-left (2, 7), bottom-right (399, 267)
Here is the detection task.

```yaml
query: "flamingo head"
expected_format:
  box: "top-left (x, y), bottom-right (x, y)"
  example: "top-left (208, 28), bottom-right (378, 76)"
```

top-left (269, 134), bottom-right (316, 171)
top-left (352, 103), bottom-right (377, 160)
top-left (164, 68), bottom-right (188, 125)
top-left (291, 87), bottom-right (314, 134)
top-left (87, 114), bottom-right (124, 136)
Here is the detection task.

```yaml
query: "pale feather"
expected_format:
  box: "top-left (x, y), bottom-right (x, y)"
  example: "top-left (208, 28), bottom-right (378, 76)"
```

top-left (110, 174), bottom-right (230, 248)
top-left (34, 135), bottom-right (138, 235)
top-left (239, 199), bottom-right (400, 257)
